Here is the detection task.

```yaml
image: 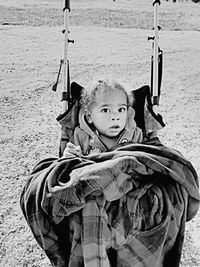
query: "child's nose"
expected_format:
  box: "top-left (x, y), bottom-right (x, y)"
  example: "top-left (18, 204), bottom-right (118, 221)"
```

top-left (111, 114), bottom-right (120, 121)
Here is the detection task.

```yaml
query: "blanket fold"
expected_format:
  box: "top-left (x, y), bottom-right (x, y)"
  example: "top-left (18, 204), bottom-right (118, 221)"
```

top-left (20, 144), bottom-right (199, 267)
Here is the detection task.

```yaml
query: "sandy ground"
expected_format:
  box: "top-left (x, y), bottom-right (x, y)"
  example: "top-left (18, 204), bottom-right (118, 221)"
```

top-left (0, 0), bottom-right (200, 266)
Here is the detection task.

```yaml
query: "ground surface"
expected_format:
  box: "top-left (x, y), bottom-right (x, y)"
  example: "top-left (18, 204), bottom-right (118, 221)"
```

top-left (0, 0), bottom-right (200, 266)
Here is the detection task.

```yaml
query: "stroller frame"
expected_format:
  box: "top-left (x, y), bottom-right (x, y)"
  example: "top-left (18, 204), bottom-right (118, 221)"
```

top-left (54, 0), bottom-right (164, 157)
top-left (19, 2), bottom-right (200, 267)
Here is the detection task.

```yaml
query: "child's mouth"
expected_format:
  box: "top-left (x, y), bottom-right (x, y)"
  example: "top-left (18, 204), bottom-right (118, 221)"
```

top-left (110, 125), bottom-right (120, 130)
top-left (110, 125), bottom-right (120, 129)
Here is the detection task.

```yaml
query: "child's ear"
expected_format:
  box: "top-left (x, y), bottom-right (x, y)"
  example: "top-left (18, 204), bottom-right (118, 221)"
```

top-left (86, 111), bottom-right (93, 123)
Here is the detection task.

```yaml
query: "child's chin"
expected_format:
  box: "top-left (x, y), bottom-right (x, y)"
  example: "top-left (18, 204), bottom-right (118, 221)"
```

top-left (108, 130), bottom-right (122, 137)
top-left (108, 133), bottom-right (120, 138)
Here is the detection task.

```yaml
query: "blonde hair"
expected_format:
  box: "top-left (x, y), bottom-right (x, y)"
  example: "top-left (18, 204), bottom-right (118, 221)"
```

top-left (80, 78), bottom-right (133, 112)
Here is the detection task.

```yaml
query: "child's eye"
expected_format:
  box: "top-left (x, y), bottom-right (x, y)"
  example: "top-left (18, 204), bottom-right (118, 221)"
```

top-left (101, 108), bottom-right (110, 113)
top-left (119, 107), bottom-right (127, 113)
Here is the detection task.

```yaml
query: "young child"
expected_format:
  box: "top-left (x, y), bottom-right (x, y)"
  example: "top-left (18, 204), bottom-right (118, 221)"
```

top-left (63, 78), bottom-right (143, 157)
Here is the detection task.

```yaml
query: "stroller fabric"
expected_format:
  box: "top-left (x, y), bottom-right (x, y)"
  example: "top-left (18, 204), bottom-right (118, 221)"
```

top-left (20, 142), bottom-right (200, 267)
top-left (57, 84), bottom-right (165, 157)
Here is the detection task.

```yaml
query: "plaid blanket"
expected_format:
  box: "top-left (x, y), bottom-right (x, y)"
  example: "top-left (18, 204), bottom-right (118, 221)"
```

top-left (20, 143), bottom-right (200, 267)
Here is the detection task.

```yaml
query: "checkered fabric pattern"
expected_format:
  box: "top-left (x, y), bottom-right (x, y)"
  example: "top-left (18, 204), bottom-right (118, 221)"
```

top-left (20, 143), bottom-right (200, 267)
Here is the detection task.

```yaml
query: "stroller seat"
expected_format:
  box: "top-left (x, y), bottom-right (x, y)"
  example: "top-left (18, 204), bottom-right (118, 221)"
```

top-left (20, 79), bottom-right (200, 267)
top-left (57, 82), bottom-right (165, 157)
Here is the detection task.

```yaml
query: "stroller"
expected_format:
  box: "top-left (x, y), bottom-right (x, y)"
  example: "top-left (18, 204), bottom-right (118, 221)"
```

top-left (54, 0), bottom-right (164, 158)
top-left (20, 1), bottom-right (200, 267)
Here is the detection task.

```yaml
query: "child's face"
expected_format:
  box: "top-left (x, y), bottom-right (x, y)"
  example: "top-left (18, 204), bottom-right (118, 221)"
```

top-left (87, 88), bottom-right (128, 139)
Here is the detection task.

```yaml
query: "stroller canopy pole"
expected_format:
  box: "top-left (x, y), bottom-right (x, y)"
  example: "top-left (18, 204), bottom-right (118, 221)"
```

top-left (63, 0), bottom-right (71, 113)
top-left (152, 0), bottom-right (159, 105)
top-left (150, 0), bottom-right (162, 113)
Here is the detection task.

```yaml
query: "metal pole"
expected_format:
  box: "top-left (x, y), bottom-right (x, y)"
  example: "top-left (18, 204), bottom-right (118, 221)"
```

top-left (152, 0), bottom-right (159, 106)
top-left (62, 0), bottom-right (70, 113)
